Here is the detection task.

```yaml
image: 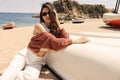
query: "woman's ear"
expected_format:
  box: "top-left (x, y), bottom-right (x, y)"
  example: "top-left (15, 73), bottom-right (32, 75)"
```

top-left (33, 23), bottom-right (46, 35)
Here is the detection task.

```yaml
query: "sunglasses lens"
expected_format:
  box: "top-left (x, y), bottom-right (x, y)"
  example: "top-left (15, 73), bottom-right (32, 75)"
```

top-left (42, 12), bottom-right (50, 16)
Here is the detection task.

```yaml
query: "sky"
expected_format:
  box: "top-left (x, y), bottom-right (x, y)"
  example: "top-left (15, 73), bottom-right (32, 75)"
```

top-left (0, 0), bottom-right (118, 13)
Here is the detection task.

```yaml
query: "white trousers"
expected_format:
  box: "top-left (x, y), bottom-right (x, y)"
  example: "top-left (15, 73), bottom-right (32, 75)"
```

top-left (0, 48), bottom-right (45, 80)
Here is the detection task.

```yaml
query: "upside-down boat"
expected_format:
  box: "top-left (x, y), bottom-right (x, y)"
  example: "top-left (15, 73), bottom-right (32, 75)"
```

top-left (45, 32), bottom-right (120, 80)
top-left (2, 21), bottom-right (15, 29)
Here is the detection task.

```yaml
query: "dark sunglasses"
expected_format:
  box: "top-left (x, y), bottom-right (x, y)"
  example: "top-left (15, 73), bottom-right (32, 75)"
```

top-left (42, 12), bottom-right (50, 16)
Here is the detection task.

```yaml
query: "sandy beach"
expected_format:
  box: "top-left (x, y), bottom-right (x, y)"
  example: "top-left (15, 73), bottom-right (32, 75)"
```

top-left (0, 19), bottom-right (120, 80)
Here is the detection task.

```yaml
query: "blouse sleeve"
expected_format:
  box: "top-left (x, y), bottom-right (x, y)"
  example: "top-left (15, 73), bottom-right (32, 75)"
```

top-left (28, 32), bottom-right (72, 53)
top-left (43, 34), bottom-right (72, 51)
top-left (58, 28), bottom-right (70, 39)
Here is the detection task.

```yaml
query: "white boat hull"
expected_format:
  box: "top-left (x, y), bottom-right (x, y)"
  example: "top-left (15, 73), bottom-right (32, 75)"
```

top-left (45, 32), bottom-right (120, 80)
top-left (103, 13), bottom-right (120, 23)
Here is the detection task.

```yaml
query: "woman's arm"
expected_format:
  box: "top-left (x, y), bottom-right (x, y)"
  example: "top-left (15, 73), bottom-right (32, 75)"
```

top-left (59, 28), bottom-right (89, 44)
top-left (29, 24), bottom-right (89, 53)
top-left (33, 24), bottom-right (88, 44)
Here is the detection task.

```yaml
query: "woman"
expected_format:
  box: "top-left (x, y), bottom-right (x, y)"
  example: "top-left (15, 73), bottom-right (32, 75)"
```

top-left (28, 2), bottom-right (88, 56)
top-left (0, 2), bottom-right (88, 80)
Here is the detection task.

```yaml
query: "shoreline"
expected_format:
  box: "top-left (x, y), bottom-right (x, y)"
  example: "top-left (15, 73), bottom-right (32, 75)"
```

top-left (1, 19), bottom-right (120, 33)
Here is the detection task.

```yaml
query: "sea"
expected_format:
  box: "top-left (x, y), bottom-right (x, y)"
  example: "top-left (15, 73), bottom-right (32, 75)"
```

top-left (0, 12), bottom-right (40, 29)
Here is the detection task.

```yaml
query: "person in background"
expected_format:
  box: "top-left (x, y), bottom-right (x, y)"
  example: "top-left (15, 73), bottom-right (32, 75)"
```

top-left (0, 2), bottom-right (88, 80)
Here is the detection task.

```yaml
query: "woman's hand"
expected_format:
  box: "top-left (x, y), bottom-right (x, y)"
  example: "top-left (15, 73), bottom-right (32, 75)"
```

top-left (72, 36), bottom-right (89, 44)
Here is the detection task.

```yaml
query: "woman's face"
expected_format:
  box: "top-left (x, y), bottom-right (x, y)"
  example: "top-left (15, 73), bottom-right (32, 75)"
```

top-left (42, 7), bottom-right (51, 25)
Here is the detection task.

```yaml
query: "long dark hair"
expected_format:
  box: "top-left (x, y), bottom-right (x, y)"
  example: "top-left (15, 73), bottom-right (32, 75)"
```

top-left (40, 2), bottom-right (60, 38)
